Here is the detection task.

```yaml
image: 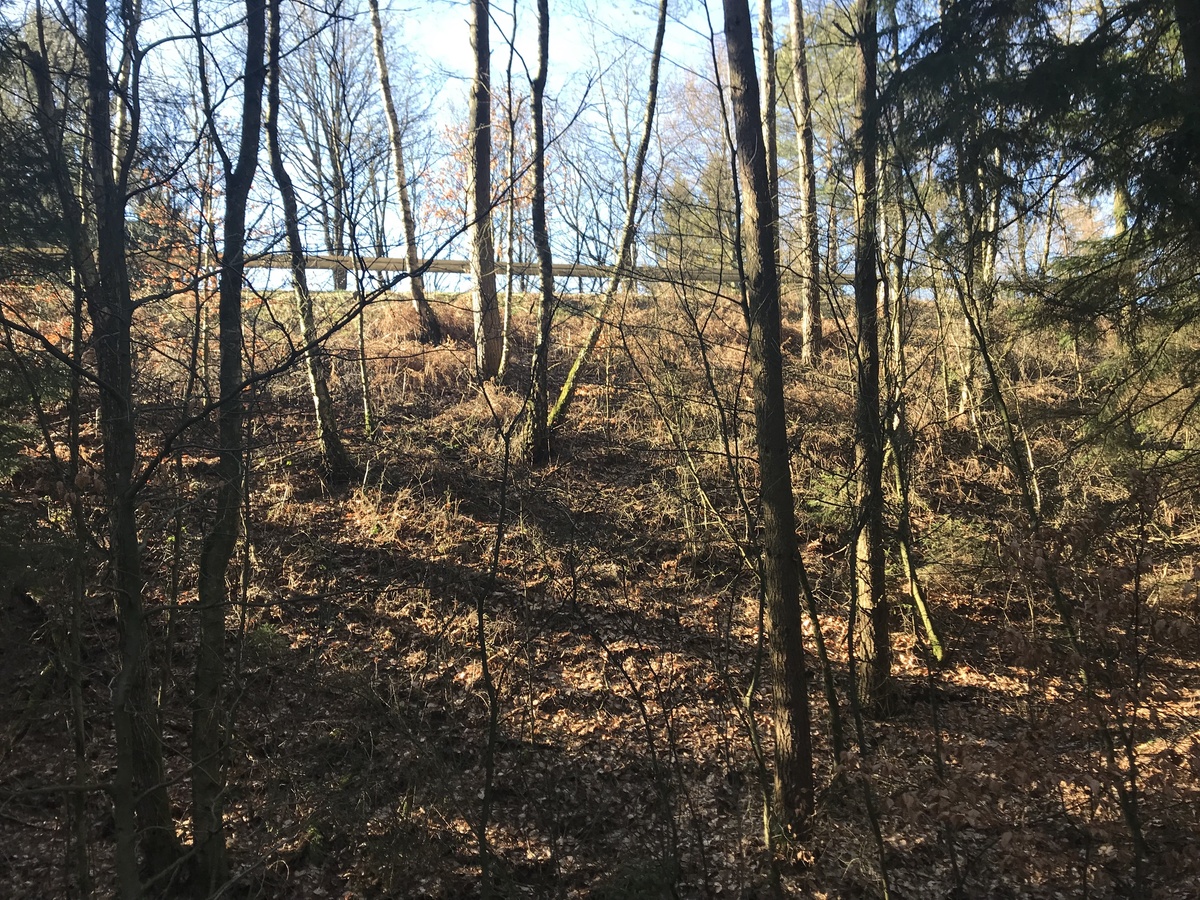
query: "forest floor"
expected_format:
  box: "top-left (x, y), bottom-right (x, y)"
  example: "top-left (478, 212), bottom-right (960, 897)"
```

top-left (2, 296), bottom-right (1200, 899)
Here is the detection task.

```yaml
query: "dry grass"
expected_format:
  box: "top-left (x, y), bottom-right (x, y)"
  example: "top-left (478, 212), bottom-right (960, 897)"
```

top-left (2, 285), bottom-right (1199, 899)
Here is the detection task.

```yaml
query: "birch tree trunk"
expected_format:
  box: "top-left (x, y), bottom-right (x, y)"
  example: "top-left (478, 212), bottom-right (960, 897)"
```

top-left (723, 0), bottom-right (816, 832)
top-left (368, 0), bottom-right (442, 344)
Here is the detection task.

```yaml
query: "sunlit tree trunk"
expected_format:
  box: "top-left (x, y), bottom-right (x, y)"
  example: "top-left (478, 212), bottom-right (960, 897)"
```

top-left (267, 2), bottom-right (355, 478)
top-left (954, 146), bottom-right (1002, 426)
top-left (368, 0), bottom-right (442, 344)
top-left (723, 0), bottom-right (815, 832)
top-left (851, 0), bottom-right (891, 714)
top-left (192, 0), bottom-right (266, 889)
top-left (882, 228), bottom-right (945, 664)
top-left (549, 0), bottom-right (668, 430)
top-left (499, 33), bottom-right (519, 380)
top-left (526, 0), bottom-right (554, 463)
top-left (788, 0), bottom-right (822, 364)
top-left (469, 0), bottom-right (502, 379)
top-left (759, 0), bottom-right (779, 269)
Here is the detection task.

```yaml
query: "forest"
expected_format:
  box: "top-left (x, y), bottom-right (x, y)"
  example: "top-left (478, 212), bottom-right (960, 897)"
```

top-left (1, 0), bottom-right (1199, 896)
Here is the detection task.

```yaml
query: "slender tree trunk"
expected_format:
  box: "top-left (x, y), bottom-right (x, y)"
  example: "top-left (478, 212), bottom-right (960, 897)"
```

top-left (469, 0), bottom-right (502, 379)
top-left (787, 0), bottom-right (822, 364)
top-left (110, 0), bottom-right (140, 186)
top-left (359, 295), bottom-right (375, 436)
top-left (931, 271), bottom-right (955, 420)
top-left (64, 291), bottom-right (94, 899)
top-left (79, 0), bottom-right (186, 888)
top-left (329, 127), bottom-right (349, 292)
top-left (759, 0), bottom-right (779, 267)
top-left (851, 0), bottom-right (891, 715)
top-left (267, 4), bottom-right (355, 479)
top-left (496, 0), bottom-right (521, 380)
top-left (955, 149), bottom-right (1002, 425)
top-left (500, 105), bottom-right (516, 379)
top-left (368, 0), bottom-right (442, 343)
top-left (25, 36), bottom-right (145, 892)
top-left (881, 13), bottom-right (943, 664)
top-left (723, 0), bottom-right (815, 833)
top-left (548, 0), bottom-right (668, 430)
top-left (526, 0), bottom-right (554, 464)
top-left (192, 0), bottom-right (266, 890)
top-left (882, 242), bottom-right (945, 663)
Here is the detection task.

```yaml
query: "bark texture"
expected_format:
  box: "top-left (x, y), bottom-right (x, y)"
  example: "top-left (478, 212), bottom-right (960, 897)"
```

top-left (723, 0), bottom-right (816, 831)
top-left (469, 0), bottom-right (502, 379)
top-left (788, 0), bottom-right (822, 364)
top-left (851, 0), bottom-right (891, 715)
top-left (759, 0), bottom-right (779, 267)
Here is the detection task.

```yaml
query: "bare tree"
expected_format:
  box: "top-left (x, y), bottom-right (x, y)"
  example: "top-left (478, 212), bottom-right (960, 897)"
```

top-left (549, 0), bottom-right (669, 430)
top-left (280, 0), bottom-right (383, 292)
top-left (723, 0), bottom-right (815, 832)
top-left (22, 6), bottom-right (183, 893)
top-left (268, 0), bottom-right (355, 478)
top-left (368, 0), bottom-right (442, 343)
top-left (192, 0), bottom-right (267, 888)
top-left (469, 0), bottom-right (502, 379)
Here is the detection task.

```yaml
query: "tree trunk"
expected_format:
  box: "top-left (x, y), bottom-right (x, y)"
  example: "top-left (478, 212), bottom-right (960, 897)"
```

top-left (722, 0), bottom-right (815, 833)
top-left (192, 0), bottom-right (266, 890)
top-left (267, 1), bottom-right (355, 479)
top-left (759, 0), bottom-right (779, 268)
top-left (787, 0), bottom-right (822, 364)
top-left (882, 239), bottom-right (945, 664)
top-left (329, 121), bottom-right (349, 292)
top-left (548, 0), bottom-right (668, 431)
top-left (367, 0), bottom-right (442, 344)
top-left (358, 300), bottom-right (375, 435)
top-left (881, 11), bottom-right (943, 664)
top-left (851, 0), bottom-right (891, 715)
top-left (1176, 0), bottom-right (1200, 101)
top-left (469, 0), bottom-right (502, 379)
top-left (954, 146), bottom-right (1002, 427)
top-left (79, 0), bottom-right (184, 888)
top-left (525, 0), bottom-right (554, 464)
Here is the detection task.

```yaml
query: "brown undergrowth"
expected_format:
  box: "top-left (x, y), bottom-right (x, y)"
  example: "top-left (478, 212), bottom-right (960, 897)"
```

top-left (2, 289), bottom-right (1199, 898)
